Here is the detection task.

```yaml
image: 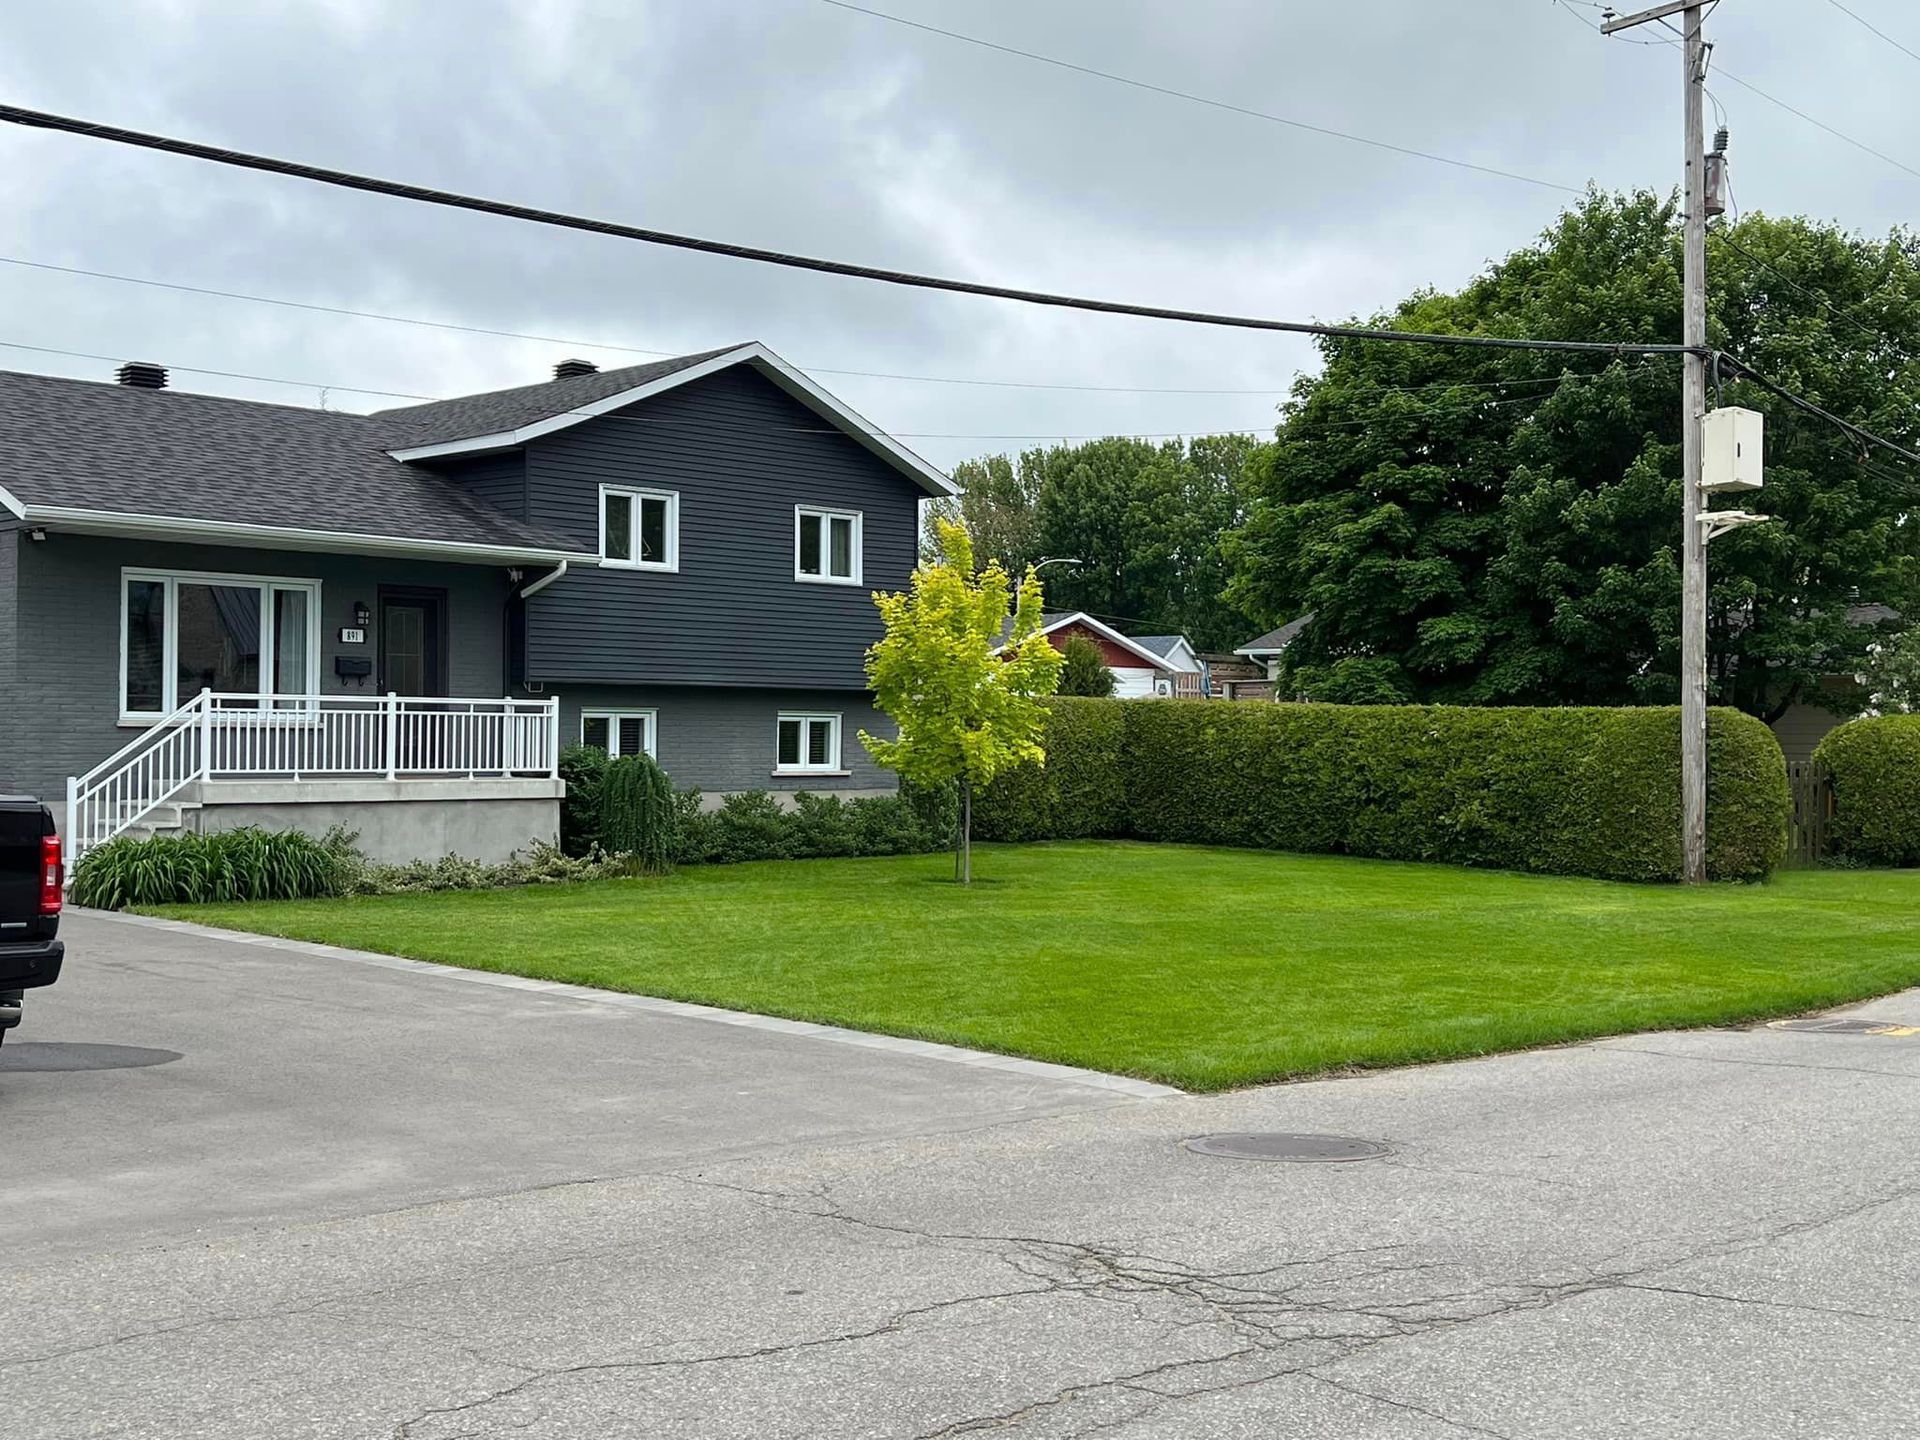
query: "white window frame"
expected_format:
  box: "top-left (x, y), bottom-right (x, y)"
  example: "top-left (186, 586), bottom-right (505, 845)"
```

top-left (774, 711), bottom-right (844, 775)
top-left (119, 567), bottom-right (322, 724)
top-left (579, 708), bottom-right (658, 760)
top-left (599, 484), bottom-right (679, 572)
top-left (793, 505), bottom-right (863, 586)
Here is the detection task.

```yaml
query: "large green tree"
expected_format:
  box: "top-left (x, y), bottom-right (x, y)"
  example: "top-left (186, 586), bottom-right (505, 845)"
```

top-left (1227, 192), bottom-right (1920, 719)
top-left (930, 434), bottom-right (1262, 651)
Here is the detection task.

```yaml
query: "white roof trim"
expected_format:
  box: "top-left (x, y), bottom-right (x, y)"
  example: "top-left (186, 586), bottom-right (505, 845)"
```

top-left (385, 341), bottom-right (959, 498)
top-left (1234, 644), bottom-right (1284, 657)
top-left (995, 611), bottom-right (1173, 670)
top-left (18, 504), bottom-right (594, 566)
top-left (0, 484), bottom-right (26, 521)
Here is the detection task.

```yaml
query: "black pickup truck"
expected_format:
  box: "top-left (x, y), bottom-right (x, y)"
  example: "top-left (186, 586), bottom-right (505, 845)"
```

top-left (0, 796), bottom-right (65, 1044)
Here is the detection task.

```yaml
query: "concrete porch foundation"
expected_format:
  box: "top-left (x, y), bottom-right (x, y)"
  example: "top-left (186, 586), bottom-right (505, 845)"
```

top-left (190, 779), bottom-right (564, 864)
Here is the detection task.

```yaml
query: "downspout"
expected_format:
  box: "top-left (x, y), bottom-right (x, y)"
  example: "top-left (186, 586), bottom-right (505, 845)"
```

top-left (509, 561), bottom-right (569, 694)
top-left (519, 560), bottom-right (569, 599)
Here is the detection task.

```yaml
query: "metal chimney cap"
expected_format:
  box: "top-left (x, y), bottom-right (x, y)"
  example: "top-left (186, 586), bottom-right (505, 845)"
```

top-left (553, 358), bottom-right (599, 379)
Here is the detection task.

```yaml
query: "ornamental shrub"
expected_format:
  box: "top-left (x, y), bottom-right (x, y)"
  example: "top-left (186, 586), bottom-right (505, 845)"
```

top-left (1817, 715), bottom-right (1920, 866)
top-left (598, 753), bottom-right (677, 875)
top-left (557, 744), bottom-right (611, 857)
top-left (72, 826), bottom-right (352, 909)
top-left (977, 699), bottom-right (1788, 882)
top-left (1057, 635), bottom-right (1117, 697)
top-left (707, 790), bottom-right (795, 863)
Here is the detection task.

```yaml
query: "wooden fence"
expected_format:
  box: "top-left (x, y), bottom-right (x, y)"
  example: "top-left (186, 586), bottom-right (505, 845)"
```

top-left (1787, 760), bottom-right (1834, 864)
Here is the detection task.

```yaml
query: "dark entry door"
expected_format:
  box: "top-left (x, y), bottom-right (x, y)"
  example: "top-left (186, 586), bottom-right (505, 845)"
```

top-left (379, 591), bottom-right (446, 697)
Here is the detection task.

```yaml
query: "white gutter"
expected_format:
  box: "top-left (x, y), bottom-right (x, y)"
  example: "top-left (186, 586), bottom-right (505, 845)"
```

top-left (17, 504), bottom-right (593, 567)
top-left (518, 559), bottom-right (569, 598)
top-left (0, 484), bottom-right (26, 520)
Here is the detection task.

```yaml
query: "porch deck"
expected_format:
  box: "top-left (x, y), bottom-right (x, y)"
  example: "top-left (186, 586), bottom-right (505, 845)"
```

top-left (68, 691), bottom-right (563, 864)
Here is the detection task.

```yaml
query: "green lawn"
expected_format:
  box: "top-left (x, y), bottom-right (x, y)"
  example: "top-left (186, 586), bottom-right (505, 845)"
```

top-left (148, 842), bottom-right (1920, 1091)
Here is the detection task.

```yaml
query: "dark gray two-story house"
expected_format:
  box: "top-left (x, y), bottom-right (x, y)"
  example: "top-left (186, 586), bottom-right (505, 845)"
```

top-left (0, 342), bottom-right (953, 863)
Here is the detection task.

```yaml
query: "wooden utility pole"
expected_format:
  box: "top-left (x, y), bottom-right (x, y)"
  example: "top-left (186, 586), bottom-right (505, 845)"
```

top-left (1605, 0), bottom-right (1712, 881)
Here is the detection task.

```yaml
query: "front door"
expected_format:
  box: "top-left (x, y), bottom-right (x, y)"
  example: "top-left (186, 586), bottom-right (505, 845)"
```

top-left (378, 590), bottom-right (446, 697)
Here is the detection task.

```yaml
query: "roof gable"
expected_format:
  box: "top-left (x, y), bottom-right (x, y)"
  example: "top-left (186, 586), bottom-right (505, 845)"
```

top-left (996, 611), bottom-right (1174, 669)
top-left (380, 342), bottom-right (956, 497)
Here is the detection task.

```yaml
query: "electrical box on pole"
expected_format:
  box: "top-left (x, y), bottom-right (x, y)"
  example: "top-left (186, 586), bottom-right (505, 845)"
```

top-left (1701, 406), bottom-right (1763, 492)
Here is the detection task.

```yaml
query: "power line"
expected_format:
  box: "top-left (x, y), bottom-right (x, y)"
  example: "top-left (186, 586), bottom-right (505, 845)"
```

top-left (1820, 0), bottom-right (1920, 66)
top-left (0, 103), bottom-right (1690, 359)
top-left (817, 1), bottom-right (1581, 195)
top-left (1708, 227), bottom-right (1890, 350)
top-left (0, 335), bottom-right (1649, 448)
top-left (1709, 66), bottom-right (1920, 185)
top-left (0, 256), bottom-right (1678, 408)
top-left (1569, 2), bottom-right (1920, 188)
top-left (0, 338), bottom-right (435, 401)
top-left (1718, 352), bottom-right (1920, 468)
top-left (0, 255), bottom-right (1301, 399)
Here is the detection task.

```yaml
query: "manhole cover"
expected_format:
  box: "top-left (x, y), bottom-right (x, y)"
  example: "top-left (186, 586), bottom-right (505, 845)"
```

top-left (1768, 1018), bottom-right (1920, 1037)
top-left (1182, 1132), bottom-right (1392, 1163)
top-left (0, 1043), bottom-right (183, 1073)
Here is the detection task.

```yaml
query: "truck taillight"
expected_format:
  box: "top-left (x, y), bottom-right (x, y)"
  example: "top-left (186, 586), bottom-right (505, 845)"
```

top-left (40, 834), bottom-right (63, 915)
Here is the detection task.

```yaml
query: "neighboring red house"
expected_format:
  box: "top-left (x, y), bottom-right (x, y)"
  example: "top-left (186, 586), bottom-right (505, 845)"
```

top-left (998, 611), bottom-right (1181, 697)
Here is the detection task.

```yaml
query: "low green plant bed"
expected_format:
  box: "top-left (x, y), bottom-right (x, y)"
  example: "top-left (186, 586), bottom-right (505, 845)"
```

top-left (147, 841), bottom-right (1920, 1091)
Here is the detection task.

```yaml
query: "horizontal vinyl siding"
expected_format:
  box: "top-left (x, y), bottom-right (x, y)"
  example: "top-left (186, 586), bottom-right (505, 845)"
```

top-left (1771, 702), bottom-right (1847, 764)
top-left (7, 534), bottom-right (513, 802)
top-left (556, 685), bottom-right (898, 794)
top-left (523, 366), bottom-right (923, 688)
top-left (433, 451), bottom-right (527, 522)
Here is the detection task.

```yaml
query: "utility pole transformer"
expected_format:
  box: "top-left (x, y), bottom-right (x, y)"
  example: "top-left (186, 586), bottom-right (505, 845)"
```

top-left (1605, 0), bottom-right (1713, 881)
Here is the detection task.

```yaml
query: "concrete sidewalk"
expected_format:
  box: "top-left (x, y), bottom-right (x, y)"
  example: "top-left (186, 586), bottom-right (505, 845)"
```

top-left (6, 912), bottom-right (1919, 1437)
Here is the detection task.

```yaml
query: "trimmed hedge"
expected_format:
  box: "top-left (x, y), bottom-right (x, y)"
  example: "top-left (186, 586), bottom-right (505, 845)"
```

top-left (1817, 715), bottom-right (1920, 866)
top-left (976, 699), bottom-right (1788, 883)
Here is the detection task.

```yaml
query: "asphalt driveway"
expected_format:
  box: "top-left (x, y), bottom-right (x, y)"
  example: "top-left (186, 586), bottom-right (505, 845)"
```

top-left (6, 909), bottom-right (1920, 1437)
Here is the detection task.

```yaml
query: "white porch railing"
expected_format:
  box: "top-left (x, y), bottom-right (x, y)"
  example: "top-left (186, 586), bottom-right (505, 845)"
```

top-left (66, 690), bottom-right (562, 864)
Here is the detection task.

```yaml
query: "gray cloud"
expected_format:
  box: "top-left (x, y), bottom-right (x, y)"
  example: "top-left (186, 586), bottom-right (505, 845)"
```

top-left (0, 0), bottom-right (1911, 466)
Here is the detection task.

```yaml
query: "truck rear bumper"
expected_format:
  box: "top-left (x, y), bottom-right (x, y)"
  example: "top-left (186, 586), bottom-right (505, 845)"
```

top-left (0, 938), bottom-right (65, 993)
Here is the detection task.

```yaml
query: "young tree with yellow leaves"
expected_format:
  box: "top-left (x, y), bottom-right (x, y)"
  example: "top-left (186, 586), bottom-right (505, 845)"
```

top-left (863, 520), bottom-right (1064, 883)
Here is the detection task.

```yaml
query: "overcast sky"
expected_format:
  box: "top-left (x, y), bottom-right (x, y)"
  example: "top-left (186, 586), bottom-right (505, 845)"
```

top-left (0, 0), bottom-right (1913, 468)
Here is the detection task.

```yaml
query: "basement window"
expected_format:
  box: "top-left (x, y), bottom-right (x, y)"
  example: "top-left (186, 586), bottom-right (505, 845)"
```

top-left (775, 712), bottom-right (842, 774)
top-left (580, 709), bottom-right (657, 760)
top-left (601, 485), bottom-right (678, 571)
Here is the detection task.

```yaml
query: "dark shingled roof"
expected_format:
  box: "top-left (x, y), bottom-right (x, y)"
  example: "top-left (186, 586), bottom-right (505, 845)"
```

top-left (373, 346), bottom-right (744, 449)
top-left (0, 368), bottom-right (592, 556)
top-left (1236, 614), bottom-right (1313, 654)
top-left (1130, 634), bottom-right (1191, 659)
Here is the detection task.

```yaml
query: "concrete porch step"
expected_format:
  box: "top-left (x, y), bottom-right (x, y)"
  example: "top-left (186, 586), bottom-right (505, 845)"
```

top-left (119, 801), bottom-right (203, 841)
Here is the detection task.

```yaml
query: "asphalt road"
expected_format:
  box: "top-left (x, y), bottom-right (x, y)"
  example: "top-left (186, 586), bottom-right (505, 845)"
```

top-left (5, 910), bottom-right (1919, 1438)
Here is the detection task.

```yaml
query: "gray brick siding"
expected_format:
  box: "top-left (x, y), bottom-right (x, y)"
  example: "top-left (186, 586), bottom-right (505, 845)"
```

top-left (5, 534), bottom-right (513, 802)
top-left (553, 685), bottom-right (898, 795)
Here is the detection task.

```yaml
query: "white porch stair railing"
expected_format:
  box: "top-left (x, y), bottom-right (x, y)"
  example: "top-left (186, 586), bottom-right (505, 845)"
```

top-left (66, 690), bottom-right (562, 867)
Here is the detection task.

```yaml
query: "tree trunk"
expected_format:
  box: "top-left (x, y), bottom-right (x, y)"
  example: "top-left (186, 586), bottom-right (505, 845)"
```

top-left (958, 777), bottom-right (973, 885)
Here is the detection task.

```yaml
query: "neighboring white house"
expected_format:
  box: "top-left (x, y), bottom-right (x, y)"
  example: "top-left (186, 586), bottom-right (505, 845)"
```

top-left (1233, 614), bottom-right (1314, 684)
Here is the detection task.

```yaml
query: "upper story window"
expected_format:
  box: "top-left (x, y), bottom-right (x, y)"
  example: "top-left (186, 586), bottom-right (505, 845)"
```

top-left (121, 568), bottom-right (321, 722)
top-left (600, 484), bottom-right (678, 571)
top-left (775, 712), bottom-right (843, 774)
top-left (794, 506), bottom-right (862, 586)
top-left (580, 709), bottom-right (657, 759)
